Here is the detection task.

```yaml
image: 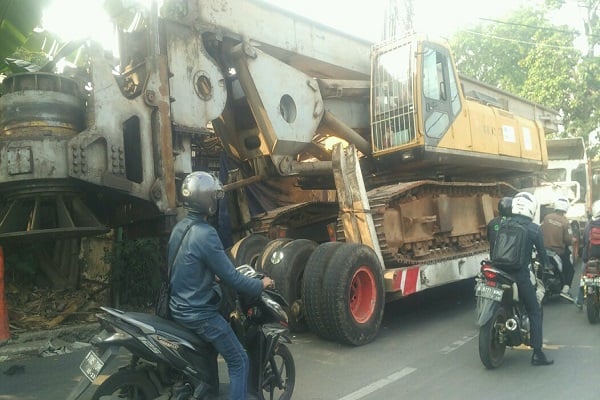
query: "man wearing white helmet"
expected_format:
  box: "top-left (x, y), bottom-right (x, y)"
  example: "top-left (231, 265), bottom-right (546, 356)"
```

top-left (505, 192), bottom-right (554, 366)
top-left (541, 197), bottom-right (575, 301)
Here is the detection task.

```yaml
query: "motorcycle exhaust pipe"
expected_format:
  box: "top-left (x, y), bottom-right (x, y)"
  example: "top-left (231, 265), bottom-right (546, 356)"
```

top-left (505, 318), bottom-right (518, 331)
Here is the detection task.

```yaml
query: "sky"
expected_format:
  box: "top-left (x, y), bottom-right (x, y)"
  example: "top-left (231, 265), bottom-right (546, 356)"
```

top-left (42, 0), bottom-right (585, 46)
top-left (264, 0), bottom-right (538, 41)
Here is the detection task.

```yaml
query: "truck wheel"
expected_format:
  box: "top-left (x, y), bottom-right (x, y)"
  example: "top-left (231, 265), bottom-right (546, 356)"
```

top-left (257, 238), bottom-right (293, 274)
top-left (302, 242), bottom-right (343, 340)
top-left (269, 239), bottom-right (318, 332)
top-left (322, 243), bottom-right (385, 346)
top-left (229, 234), bottom-right (269, 267)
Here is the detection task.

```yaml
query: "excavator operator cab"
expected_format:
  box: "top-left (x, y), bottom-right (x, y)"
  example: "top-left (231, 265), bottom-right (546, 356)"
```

top-left (370, 37), bottom-right (461, 156)
top-left (369, 35), bottom-right (546, 181)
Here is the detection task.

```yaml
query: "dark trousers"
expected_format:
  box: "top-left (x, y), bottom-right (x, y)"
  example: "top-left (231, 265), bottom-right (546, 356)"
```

top-left (560, 250), bottom-right (574, 287)
top-left (515, 267), bottom-right (543, 351)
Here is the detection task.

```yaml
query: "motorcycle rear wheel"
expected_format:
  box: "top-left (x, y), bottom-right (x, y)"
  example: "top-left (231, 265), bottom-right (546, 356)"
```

top-left (586, 292), bottom-right (600, 324)
top-left (91, 369), bottom-right (159, 400)
top-left (479, 306), bottom-right (507, 369)
top-left (259, 343), bottom-right (295, 400)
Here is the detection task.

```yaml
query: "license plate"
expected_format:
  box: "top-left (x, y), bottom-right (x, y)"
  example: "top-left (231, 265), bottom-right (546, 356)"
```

top-left (79, 350), bottom-right (104, 382)
top-left (584, 277), bottom-right (600, 286)
top-left (475, 283), bottom-right (504, 302)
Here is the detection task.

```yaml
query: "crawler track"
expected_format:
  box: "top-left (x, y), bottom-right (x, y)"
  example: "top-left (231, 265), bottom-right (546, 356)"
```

top-left (338, 180), bottom-right (515, 266)
top-left (250, 180), bottom-right (515, 267)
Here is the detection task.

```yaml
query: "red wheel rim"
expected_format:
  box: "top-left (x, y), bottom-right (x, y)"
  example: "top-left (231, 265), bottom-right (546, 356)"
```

top-left (349, 266), bottom-right (377, 323)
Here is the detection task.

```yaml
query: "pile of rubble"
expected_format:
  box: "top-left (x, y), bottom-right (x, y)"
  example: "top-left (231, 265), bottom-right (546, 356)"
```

top-left (5, 280), bottom-right (109, 334)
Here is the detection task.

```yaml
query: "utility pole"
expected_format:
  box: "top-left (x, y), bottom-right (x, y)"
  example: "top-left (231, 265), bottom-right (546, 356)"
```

top-left (382, 0), bottom-right (414, 41)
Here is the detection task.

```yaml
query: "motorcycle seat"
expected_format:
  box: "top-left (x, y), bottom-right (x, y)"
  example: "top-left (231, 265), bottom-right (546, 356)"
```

top-left (109, 310), bottom-right (209, 348)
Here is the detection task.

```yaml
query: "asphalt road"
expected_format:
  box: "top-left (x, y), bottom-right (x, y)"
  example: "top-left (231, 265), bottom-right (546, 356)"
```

top-left (1, 276), bottom-right (599, 400)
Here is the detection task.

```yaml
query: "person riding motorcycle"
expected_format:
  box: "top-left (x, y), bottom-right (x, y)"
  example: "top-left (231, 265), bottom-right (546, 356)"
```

top-left (576, 200), bottom-right (600, 308)
top-left (487, 197), bottom-right (513, 255)
top-left (541, 197), bottom-right (575, 301)
top-left (504, 192), bottom-right (554, 366)
top-left (168, 171), bottom-right (274, 400)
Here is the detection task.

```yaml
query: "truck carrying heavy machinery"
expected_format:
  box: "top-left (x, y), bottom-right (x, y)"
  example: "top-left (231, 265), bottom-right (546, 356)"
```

top-left (0, 0), bottom-right (560, 345)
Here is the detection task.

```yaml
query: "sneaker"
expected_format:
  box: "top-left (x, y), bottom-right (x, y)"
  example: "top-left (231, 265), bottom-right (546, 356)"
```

top-left (561, 285), bottom-right (570, 294)
top-left (560, 291), bottom-right (575, 303)
top-left (531, 351), bottom-right (554, 366)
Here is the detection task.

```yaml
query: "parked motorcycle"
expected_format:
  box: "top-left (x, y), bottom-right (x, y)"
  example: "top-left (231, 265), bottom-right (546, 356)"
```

top-left (475, 260), bottom-right (543, 369)
top-left (582, 258), bottom-right (600, 324)
top-left (67, 265), bottom-right (295, 400)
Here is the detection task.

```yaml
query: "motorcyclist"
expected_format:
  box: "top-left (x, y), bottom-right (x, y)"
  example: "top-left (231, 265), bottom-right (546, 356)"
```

top-left (168, 171), bottom-right (274, 400)
top-left (541, 197), bottom-right (575, 301)
top-left (487, 197), bottom-right (512, 255)
top-left (576, 200), bottom-right (600, 308)
top-left (507, 192), bottom-right (554, 366)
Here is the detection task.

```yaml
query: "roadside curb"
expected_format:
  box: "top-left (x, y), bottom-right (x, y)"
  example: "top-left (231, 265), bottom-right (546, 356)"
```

top-left (0, 323), bottom-right (101, 362)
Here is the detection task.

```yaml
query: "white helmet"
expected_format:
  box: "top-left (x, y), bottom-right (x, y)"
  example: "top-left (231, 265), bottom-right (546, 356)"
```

top-left (592, 200), bottom-right (600, 220)
top-left (511, 191), bottom-right (537, 220)
top-left (554, 197), bottom-right (569, 213)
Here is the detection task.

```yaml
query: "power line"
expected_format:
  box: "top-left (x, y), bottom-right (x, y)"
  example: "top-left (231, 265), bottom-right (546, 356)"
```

top-left (463, 29), bottom-right (580, 51)
top-left (479, 17), bottom-right (581, 37)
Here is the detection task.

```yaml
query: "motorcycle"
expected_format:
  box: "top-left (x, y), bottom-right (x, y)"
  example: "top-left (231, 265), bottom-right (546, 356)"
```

top-left (475, 260), bottom-right (544, 369)
top-left (582, 258), bottom-right (600, 324)
top-left (67, 265), bottom-right (295, 400)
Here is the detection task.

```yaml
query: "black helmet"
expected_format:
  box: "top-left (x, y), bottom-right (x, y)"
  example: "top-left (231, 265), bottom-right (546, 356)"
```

top-left (498, 197), bottom-right (513, 217)
top-left (181, 171), bottom-right (224, 215)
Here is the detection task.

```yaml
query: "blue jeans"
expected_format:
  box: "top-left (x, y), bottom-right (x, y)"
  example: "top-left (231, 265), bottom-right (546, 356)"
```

top-left (175, 312), bottom-right (249, 400)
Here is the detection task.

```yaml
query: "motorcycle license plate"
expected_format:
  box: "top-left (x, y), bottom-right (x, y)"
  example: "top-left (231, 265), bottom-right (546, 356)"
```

top-left (79, 350), bottom-right (104, 382)
top-left (584, 277), bottom-right (600, 286)
top-left (475, 283), bottom-right (503, 302)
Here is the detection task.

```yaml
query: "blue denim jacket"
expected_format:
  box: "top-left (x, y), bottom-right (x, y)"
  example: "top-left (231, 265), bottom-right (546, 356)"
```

top-left (168, 214), bottom-right (262, 321)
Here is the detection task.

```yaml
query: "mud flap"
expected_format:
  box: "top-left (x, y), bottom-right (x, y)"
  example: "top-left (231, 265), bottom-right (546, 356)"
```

top-left (476, 297), bottom-right (499, 327)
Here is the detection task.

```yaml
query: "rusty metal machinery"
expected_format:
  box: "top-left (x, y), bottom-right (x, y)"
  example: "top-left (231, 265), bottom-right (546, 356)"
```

top-left (0, 73), bottom-right (108, 242)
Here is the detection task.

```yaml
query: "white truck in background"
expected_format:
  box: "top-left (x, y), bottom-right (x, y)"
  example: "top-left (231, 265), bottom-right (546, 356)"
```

top-left (529, 137), bottom-right (591, 255)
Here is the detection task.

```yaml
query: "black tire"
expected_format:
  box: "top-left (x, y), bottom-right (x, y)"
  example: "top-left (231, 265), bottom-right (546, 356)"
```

top-left (302, 242), bottom-right (344, 340)
top-left (269, 239), bottom-right (318, 332)
top-left (322, 243), bottom-right (385, 346)
top-left (258, 343), bottom-right (296, 400)
top-left (92, 370), bottom-right (159, 400)
top-left (478, 306), bottom-right (507, 369)
top-left (586, 291), bottom-right (600, 324)
top-left (257, 238), bottom-right (293, 274)
top-left (229, 234), bottom-right (269, 267)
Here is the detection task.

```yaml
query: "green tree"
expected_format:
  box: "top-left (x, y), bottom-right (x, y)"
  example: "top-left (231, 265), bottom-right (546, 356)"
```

top-left (0, 0), bottom-right (53, 73)
top-left (545, 0), bottom-right (600, 151)
top-left (519, 27), bottom-right (580, 118)
top-left (546, 0), bottom-right (600, 57)
top-left (449, 6), bottom-right (590, 141)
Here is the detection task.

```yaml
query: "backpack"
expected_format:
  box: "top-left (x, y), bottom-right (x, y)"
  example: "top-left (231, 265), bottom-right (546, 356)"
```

top-left (491, 218), bottom-right (529, 272)
top-left (589, 224), bottom-right (600, 259)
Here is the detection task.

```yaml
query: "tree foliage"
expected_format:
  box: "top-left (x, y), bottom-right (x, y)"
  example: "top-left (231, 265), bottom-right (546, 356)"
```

top-left (0, 0), bottom-right (53, 73)
top-left (449, 5), bottom-right (600, 149)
